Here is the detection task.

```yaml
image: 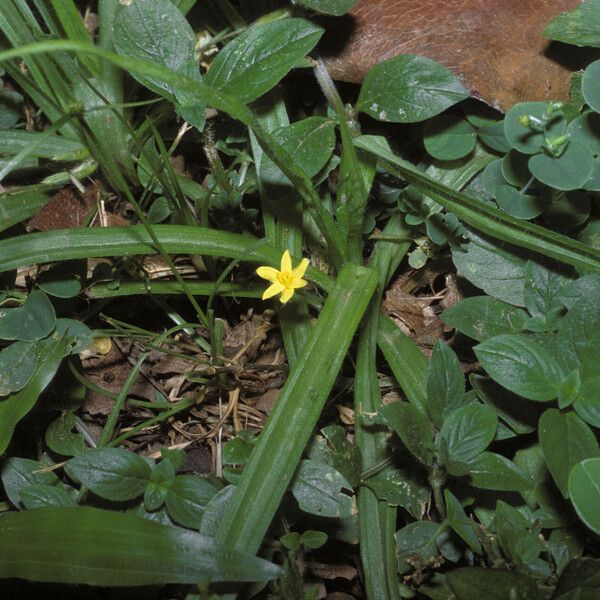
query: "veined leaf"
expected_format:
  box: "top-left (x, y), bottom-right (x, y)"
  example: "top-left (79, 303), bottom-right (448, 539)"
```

top-left (0, 507), bottom-right (282, 585)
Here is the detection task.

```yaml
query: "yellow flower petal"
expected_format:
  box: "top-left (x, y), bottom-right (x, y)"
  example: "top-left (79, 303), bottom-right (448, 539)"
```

top-left (256, 266), bottom-right (280, 282)
top-left (292, 257), bottom-right (309, 279)
top-left (280, 250), bottom-right (292, 273)
top-left (291, 277), bottom-right (308, 289)
top-left (262, 281), bottom-right (284, 300)
top-left (279, 287), bottom-right (295, 303)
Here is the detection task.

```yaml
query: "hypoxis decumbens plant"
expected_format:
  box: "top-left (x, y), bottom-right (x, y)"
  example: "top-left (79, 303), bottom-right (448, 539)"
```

top-left (0, 0), bottom-right (600, 598)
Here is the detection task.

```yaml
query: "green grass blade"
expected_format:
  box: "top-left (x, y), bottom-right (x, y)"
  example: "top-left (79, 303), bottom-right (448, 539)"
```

top-left (49, 0), bottom-right (100, 75)
top-left (0, 129), bottom-right (88, 161)
top-left (0, 40), bottom-right (346, 267)
top-left (0, 506), bottom-right (282, 585)
top-left (0, 225), bottom-right (334, 292)
top-left (216, 264), bottom-right (378, 554)
top-left (0, 189), bottom-right (48, 233)
top-left (355, 134), bottom-right (600, 273)
top-left (354, 215), bottom-right (412, 599)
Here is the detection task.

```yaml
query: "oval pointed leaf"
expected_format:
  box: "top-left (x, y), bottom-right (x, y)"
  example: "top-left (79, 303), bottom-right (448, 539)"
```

top-left (357, 54), bottom-right (469, 123)
top-left (569, 458), bottom-right (600, 535)
top-left (474, 334), bottom-right (563, 401)
top-left (64, 448), bottom-right (152, 501)
top-left (205, 19), bottom-right (323, 104)
top-left (540, 409), bottom-right (600, 498)
top-left (0, 507), bottom-right (282, 585)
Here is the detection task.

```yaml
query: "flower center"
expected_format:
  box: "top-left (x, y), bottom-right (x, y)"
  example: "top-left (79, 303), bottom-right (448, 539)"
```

top-left (277, 271), bottom-right (293, 287)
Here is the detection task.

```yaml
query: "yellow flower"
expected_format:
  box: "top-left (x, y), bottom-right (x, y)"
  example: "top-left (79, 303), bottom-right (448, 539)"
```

top-left (256, 250), bottom-right (309, 304)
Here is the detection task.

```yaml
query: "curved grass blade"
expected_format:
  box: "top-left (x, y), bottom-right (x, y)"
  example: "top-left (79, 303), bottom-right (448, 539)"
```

top-left (0, 40), bottom-right (346, 266)
top-left (0, 506), bottom-right (282, 586)
top-left (355, 135), bottom-right (600, 273)
top-left (0, 225), bottom-right (334, 292)
top-left (216, 264), bottom-right (378, 554)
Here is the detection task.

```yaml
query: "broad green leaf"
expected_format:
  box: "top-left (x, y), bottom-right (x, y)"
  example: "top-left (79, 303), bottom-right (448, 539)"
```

top-left (569, 459), bottom-right (600, 535)
top-left (0, 507), bottom-right (282, 585)
top-left (380, 401), bottom-right (433, 466)
top-left (446, 567), bottom-right (541, 600)
top-left (523, 260), bottom-right (570, 319)
top-left (426, 340), bottom-right (464, 427)
top-left (292, 0), bottom-right (357, 16)
top-left (205, 19), bottom-right (323, 104)
top-left (495, 500), bottom-right (544, 567)
top-left (144, 459), bottom-right (176, 511)
top-left (395, 521), bottom-right (444, 575)
top-left (290, 459), bottom-right (355, 519)
top-left (113, 0), bottom-right (205, 128)
top-left (223, 430), bottom-right (256, 465)
top-left (423, 115), bottom-right (476, 161)
top-left (545, 0), bottom-right (600, 47)
top-left (307, 425), bottom-right (362, 487)
top-left (260, 116), bottom-right (335, 182)
top-left (165, 475), bottom-right (219, 529)
top-left (364, 465), bottom-right (429, 517)
top-left (45, 411), bottom-right (85, 456)
top-left (470, 375), bottom-right (540, 436)
top-left (0, 457), bottom-right (61, 508)
top-left (465, 452), bottom-right (534, 492)
top-left (444, 489), bottom-right (482, 554)
top-left (548, 529), bottom-right (585, 577)
top-left (474, 334), bottom-right (563, 401)
top-left (0, 289), bottom-right (55, 342)
top-left (558, 295), bottom-right (600, 382)
top-left (356, 54), bottom-right (469, 123)
top-left (20, 483), bottom-right (77, 509)
top-left (540, 409), bottom-right (600, 498)
top-left (199, 485), bottom-right (236, 538)
top-left (452, 229), bottom-right (528, 306)
top-left (65, 447), bottom-right (152, 501)
top-left (438, 403), bottom-right (497, 464)
top-left (0, 334), bottom-right (70, 454)
top-left (54, 318), bottom-right (93, 355)
top-left (442, 297), bottom-right (528, 342)
top-left (554, 557), bottom-right (600, 599)
top-left (574, 376), bottom-right (600, 427)
top-left (0, 340), bottom-right (40, 395)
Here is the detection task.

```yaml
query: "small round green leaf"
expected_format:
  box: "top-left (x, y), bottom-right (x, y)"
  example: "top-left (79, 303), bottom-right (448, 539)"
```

top-left (528, 139), bottom-right (594, 191)
top-left (504, 102), bottom-right (566, 154)
top-left (495, 186), bottom-right (547, 220)
top-left (582, 60), bottom-right (600, 113)
top-left (300, 530), bottom-right (328, 549)
top-left (567, 111), bottom-right (600, 156)
top-left (478, 121), bottom-right (511, 153)
top-left (37, 261), bottom-right (83, 298)
top-left (423, 115), bottom-right (476, 160)
top-left (569, 458), bottom-right (600, 534)
top-left (502, 150), bottom-right (536, 187)
top-left (357, 54), bottom-right (469, 123)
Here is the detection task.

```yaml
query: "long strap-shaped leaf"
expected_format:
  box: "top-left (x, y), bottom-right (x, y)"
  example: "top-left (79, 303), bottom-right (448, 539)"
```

top-left (0, 225), bottom-right (334, 292)
top-left (355, 135), bottom-right (600, 274)
top-left (0, 506), bottom-right (282, 585)
top-left (216, 264), bottom-right (378, 554)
